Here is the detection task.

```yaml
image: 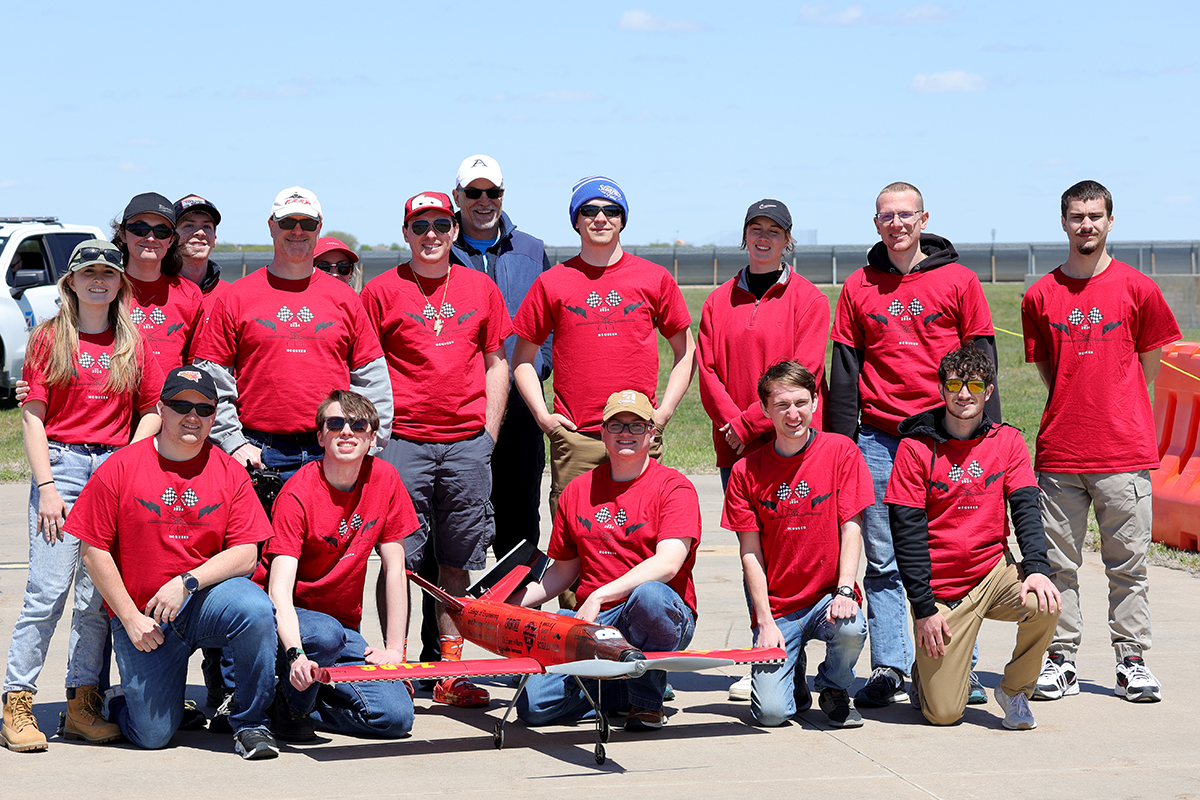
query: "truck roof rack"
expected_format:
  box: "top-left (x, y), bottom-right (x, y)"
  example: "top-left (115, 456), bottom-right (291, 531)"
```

top-left (0, 217), bottom-right (61, 224)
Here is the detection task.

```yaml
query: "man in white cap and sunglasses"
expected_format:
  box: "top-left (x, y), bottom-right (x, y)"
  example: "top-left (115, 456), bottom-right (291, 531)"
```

top-left (360, 191), bottom-right (511, 709)
top-left (193, 186), bottom-right (392, 481)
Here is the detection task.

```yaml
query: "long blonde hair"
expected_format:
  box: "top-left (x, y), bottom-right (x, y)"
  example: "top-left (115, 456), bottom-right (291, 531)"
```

top-left (30, 268), bottom-right (144, 394)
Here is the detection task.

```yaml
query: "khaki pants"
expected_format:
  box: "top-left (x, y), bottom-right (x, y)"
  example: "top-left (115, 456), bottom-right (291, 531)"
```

top-left (1037, 470), bottom-right (1152, 661)
top-left (911, 558), bottom-right (1058, 726)
top-left (547, 426), bottom-right (663, 519)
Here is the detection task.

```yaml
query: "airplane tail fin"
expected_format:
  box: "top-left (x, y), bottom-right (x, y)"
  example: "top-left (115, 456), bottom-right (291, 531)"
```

top-left (468, 540), bottom-right (550, 601)
top-left (406, 570), bottom-right (466, 613)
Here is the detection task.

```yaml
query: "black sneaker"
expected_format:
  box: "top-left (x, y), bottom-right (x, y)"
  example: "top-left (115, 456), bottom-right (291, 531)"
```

top-left (818, 687), bottom-right (863, 728)
top-left (209, 692), bottom-right (234, 734)
top-left (179, 700), bottom-right (208, 731)
top-left (853, 667), bottom-right (907, 708)
top-left (269, 691), bottom-right (317, 743)
top-left (234, 727), bottom-right (279, 760)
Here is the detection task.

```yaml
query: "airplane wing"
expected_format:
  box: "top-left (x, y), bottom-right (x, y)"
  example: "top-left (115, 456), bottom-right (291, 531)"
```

top-left (315, 657), bottom-right (545, 684)
top-left (643, 647), bottom-right (786, 666)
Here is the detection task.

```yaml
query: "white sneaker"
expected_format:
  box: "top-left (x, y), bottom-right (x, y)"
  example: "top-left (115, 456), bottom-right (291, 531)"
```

top-left (728, 674), bottom-right (752, 701)
top-left (1115, 656), bottom-right (1162, 702)
top-left (993, 685), bottom-right (1036, 730)
top-left (1033, 653), bottom-right (1078, 700)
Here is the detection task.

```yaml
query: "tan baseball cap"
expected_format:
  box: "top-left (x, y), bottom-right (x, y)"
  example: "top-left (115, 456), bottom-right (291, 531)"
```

top-left (602, 390), bottom-right (655, 423)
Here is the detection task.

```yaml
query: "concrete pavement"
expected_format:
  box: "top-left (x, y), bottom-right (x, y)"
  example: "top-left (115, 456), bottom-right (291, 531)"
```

top-left (1, 475), bottom-right (1197, 799)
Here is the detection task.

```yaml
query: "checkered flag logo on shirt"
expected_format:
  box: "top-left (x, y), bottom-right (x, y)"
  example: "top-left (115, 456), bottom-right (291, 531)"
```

top-left (605, 290), bottom-right (622, 307)
top-left (947, 464), bottom-right (964, 482)
top-left (150, 309), bottom-right (166, 325)
top-left (297, 307), bottom-right (314, 323)
top-left (78, 353), bottom-right (94, 369)
top-left (277, 306), bottom-right (293, 322)
top-left (161, 488), bottom-right (178, 505)
top-left (586, 291), bottom-right (602, 309)
top-left (888, 299), bottom-right (904, 316)
top-left (98, 353), bottom-right (110, 369)
top-left (338, 519), bottom-right (348, 537)
top-left (439, 302), bottom-right (455, 318)
top-left (595, 507), bottom-right (612, 523)
top-left (1068, 308), bottom-right (1084, 325)
top-left (615, 509), bottom-right (627, 526)
top-left (775, 483), bottom-right (792, 500)
top-left (796, 480), bottom-right (810, 498)
top-left (967, 461), bottom-right (983, 479)
top-left (131, 308), bottom-right (145, 325)
top-left (1088, 307), bottom-right (1103, 324)
top-left (181, 488), bottom-right (198, 507)
top-left (907, 299), bottom-right (924, 315)
top-left (350, 513), bottom-right (362, 529)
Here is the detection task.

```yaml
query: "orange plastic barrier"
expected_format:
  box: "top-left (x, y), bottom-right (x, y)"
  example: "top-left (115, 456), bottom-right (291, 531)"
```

top-left (1152, 341), bottom-right (1200, 552)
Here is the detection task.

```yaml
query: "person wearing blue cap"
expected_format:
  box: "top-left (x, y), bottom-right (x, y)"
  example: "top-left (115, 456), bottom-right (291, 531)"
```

top-left (511, 176), bottom-right (696, 537)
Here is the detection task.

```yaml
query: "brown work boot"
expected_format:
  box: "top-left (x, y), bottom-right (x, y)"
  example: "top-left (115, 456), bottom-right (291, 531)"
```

top-left (3, 691), bottom-right (48, 752)
top-left (61, 686), bottom-right (122, 744)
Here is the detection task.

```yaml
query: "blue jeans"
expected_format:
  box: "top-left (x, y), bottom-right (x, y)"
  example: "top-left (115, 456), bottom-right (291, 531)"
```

top-left (751, 594), bottom-right (866, 726)
top-left (282, 608), bottom-right (413, 738)
top-left (858, 424), bottom-right (913, 676)
top-left (517, 581), bottom-right (695, 725)
top-left (5, 444), bottom-right (113, 694)
top-left (242, 430), bottom-right (323, 483)
top-left (108, 577), bottom-right (276, 749)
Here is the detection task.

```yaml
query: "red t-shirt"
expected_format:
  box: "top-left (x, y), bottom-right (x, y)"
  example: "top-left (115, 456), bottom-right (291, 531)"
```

top-left (550, 460), bottom-right (701, 616)
top-left (22, 328), bottom-right (162, 446)
top-left (67, 438), bottom-right (271, 616)
top-left (262, 457), bottom-right (420, 629)
top-left (722, 432), bottom-right (873, 627)
top-left (128, 274), bottom-right (205, 373)
top-left (360, 264), bottom-right (511, 442)
top-left (886, 423), bottom-right (1037, 602)
top-left (193, 268), bottom-right (384, 434)
top-left (512, 253), bottom-right (692, 434)
top-left (1022, 261), bottom-right (1180, 472)
top-left (831, 264), bottom-right (993, 435)
top-left (699, 268), bottom-right (830, 467)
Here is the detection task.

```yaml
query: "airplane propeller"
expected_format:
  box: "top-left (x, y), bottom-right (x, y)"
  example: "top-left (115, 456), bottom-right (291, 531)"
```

top-left (545, 659), bottom-right (644, 678)
top-left (643, 655), bottom-right (735, 672)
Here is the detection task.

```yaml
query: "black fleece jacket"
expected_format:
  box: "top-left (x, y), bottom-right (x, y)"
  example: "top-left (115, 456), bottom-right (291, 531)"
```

top-left (828, 233), bottom-right (1001, 439)
top-left (887, 408), bottom-right (1049, 619)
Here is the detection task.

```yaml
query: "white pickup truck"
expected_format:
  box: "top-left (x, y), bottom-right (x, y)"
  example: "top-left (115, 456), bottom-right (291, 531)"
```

top-left (0, 217), bottom-right (105, 394)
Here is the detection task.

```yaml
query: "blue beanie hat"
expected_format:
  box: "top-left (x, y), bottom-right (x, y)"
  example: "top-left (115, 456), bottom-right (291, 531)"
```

top-left (569, 175), bottom-right (628, 229)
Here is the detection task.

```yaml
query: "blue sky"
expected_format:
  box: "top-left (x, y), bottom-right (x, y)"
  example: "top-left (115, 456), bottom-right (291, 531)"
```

top-left (3, 1), bottom-right (1197, 249)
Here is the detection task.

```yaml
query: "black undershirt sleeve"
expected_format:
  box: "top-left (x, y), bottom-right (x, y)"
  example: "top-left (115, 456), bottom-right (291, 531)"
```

top-left (889, 504), bottom-right (938, 619)
top-left (1008, 485), bottom-right (1050, 577)
top-left (829, 342), bottom-right (863, 440)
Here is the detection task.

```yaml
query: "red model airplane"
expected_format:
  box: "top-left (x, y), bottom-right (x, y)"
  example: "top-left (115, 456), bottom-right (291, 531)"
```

top-left (315, 543), bottom-right (784, 763)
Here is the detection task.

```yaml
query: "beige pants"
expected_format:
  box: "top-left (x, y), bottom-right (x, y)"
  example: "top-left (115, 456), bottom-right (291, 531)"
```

top-left (911, 558), bottom-right (1059, 726)
top-left (546, 425), bottom-right (663, 519)
top-left (1037, 470), bottom-right (1152, 661)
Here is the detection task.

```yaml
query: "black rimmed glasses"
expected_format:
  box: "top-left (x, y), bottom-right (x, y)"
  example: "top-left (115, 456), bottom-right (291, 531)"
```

top-left (125, 221), bottom-right (174, 240)
top-left (277, 216), bottom-right (319, 231)
top-left (71, 247), bottom-right (125, 269)
top-left (316, 261), bottom-right (355, 276)
top-left (579, 204), bottom-right (623, 219)
top-left (409, 218), bottom-right (455, 236)
top-left (603, 420), bottom-right (652, 435)
top-left (462, 187), bottom-right (504, 200)
top-left (873, 211), bottom-right (923, 225)
top-left (324, 416), bottom-right (371, 434)
top-left (164, 401), bottom-right (216, 417)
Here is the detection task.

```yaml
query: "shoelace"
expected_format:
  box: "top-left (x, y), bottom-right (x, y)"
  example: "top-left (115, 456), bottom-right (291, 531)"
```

top-left (1124, 662), bottom-right (1154, 684)
top-left (10, 695), bottom-right (37, 727)
top-left (1012, 692), bottom-right (1032, 718)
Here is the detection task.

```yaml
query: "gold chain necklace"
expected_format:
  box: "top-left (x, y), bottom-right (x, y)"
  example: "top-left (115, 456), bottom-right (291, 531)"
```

top-left (411, 265), bottom-right (452, 336)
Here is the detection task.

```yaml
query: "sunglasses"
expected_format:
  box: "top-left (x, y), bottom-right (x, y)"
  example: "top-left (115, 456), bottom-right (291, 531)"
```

top-left (943, 379), bottom-right (987, 394)
top-left (579, 204), bottom-right (623, 219)
top-left (72, 248), bottom-right (125, 268)
top-left (409, 218), bottom-right (455, 236)
top-left (125, 221), bottom-right (174, 240)
top-left (324, 416), bottom-right (371, 434)
top-left (603, 420), bottom-right (652, 435)
top-left (277, 216), bottom-right (320, 231)
top-left (164, 400), bottom-right (216, 417)
top-left (316, 261), bottom-right (355, 277)
top-left (462, 187), bottom-right (504, 200)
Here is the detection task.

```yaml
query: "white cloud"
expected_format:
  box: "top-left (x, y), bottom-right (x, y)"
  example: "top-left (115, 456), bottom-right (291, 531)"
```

top-left (798, 3), bottom-right (954, 25)
top-left (492, 91), bottom-right (602, 103)
top-left (909, 70), bottom-right (985, 93)
top-left (126, 137), bottom-right (158, 147)
top-left (119, 161), bottom-right (147, 174)
top-left (0, 179), bottom-right (17, 189)
top-left (233, 85), bottom-right (312, 99)
top-left (1164, 195), bottom-right (1195, 204)
top-left (618, 10), bottom-right (704, 33)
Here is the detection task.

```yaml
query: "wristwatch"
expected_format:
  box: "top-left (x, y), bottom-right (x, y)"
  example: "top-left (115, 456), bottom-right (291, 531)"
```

top-left (180, 572), bottom-right (200, 595)
top-left (286, 647), bottom-right (306, 664)
top-left (835, 585), bottom-right (856, 600)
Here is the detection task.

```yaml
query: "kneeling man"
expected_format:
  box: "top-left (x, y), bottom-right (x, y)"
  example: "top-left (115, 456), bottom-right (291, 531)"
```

top-left (886, 346), bottom-right (1060, 729)
top-left (264, 390), bottom-right (421, 740)
top-left (75, 366), bottom-right (278, 759)
top-left (513, 390), bottom-right (699, 730)
top-left (722, 361), bottom-right (871, 728)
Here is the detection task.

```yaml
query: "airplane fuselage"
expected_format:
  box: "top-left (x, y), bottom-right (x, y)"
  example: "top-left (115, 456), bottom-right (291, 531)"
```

top-left (453, 598), bottom-right (639, 667)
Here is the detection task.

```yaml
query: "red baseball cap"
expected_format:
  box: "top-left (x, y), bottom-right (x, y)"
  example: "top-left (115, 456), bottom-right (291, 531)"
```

top-left (313, 237), bottom-right (359, 263)
top-left (404, 192), bottom-right (455, 225)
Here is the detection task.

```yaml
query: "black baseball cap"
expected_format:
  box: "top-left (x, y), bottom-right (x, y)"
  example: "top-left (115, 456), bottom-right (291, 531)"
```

top-left (743, 199), bottom-right (792, 231)
top-left (173, 194), bottom-right (221, 226)
top-left (160, 365), bottom-right (218, 403)
top-left (122, 192), bottom-right (176, 225)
